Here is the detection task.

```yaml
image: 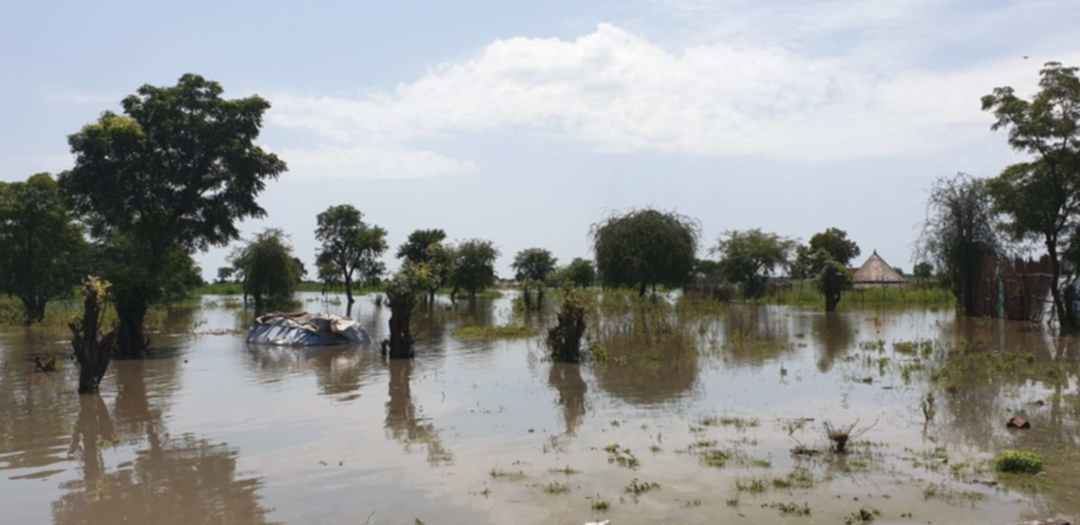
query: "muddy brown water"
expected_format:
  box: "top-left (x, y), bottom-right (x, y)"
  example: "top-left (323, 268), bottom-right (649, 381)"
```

top-left (2, 292), bottom-right (1079, 524)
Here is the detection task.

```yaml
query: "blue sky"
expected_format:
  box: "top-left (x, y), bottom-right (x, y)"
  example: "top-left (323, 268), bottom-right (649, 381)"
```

top-left (3, 0), bottom-right (1079, 278)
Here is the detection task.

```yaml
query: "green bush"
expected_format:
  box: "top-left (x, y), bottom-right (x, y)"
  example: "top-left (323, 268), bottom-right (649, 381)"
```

top-left (995, 450), bottom-right (1044, 474)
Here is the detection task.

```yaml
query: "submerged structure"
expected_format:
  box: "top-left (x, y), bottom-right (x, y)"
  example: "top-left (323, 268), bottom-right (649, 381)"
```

top-left (246, 312), bottom-right (371, 346)
top-left (851, 251), bottom-right (908, 290)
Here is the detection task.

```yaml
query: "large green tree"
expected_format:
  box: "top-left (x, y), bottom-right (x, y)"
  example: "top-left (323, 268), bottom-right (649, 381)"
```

top-left (916, 173), bottom-right (999, 316)
top-left (397, 229), bottom-right (452, 304)
top-left (230, 228), bottom-right (301, 312)
top-left (983, 62), bottom-right (1080, 332)
top-left (791, 227), bottom-right (861, 279)
top-left (817, 255), bottom-right (852, 313)
top-left (558, 258), bottom-right (596, 289)
top-left (713, 229), bottom-right (797, 298)
top-left (0, 173), bottom-right (87, 323)
top-left (315, 204), bottom-right (388, 316)
top-left (61, 74), bottom-right (285, 355)
top-left (450, 238), bottom-right (500, 298)
top-left (512, 247), bottom-right (558, 309)
top-left (590, 208), bottom-right (701, 296)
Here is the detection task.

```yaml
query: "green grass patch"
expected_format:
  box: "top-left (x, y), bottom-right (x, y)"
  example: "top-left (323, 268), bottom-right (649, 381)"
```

top-left (995, 450), bottom-right (1044, 474)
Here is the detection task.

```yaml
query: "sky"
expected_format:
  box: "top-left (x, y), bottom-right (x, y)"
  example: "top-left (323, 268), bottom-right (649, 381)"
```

top-left (3, 0), bottom-right (1080, 279)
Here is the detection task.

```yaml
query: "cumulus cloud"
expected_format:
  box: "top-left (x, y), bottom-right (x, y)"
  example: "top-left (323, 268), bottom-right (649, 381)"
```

top-left (269, 2), bottom-right (1080, 177)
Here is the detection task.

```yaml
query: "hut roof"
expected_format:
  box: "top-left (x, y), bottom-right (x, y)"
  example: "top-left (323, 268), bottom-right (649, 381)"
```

top-left (852, 250), bottom-right (907, 284)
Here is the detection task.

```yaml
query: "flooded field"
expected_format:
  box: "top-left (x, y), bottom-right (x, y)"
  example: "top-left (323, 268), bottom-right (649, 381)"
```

top-left (1, 292), bottom-right (1079, 524)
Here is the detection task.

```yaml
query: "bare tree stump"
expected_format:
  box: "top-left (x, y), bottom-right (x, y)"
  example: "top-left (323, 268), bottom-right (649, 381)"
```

top-left (69, 278), bottom-right (118, 394)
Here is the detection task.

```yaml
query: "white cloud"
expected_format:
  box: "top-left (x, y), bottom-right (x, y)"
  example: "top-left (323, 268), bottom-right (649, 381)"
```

top-left (268, 2), bottom-right (1080, 177)
top-left (277, 145), bottom-right (476, 180)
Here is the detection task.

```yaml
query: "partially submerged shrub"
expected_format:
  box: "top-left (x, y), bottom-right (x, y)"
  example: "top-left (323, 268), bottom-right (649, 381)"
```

top-left (548, 288), bottom-right (588, 362)
top-left (823, 420), bottom-right (875, 454)
top-left (995, 450), bottom-right (1044, 474)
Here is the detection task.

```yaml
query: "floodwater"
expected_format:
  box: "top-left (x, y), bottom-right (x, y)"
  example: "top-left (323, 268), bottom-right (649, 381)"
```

top-left (2, 292), bottom-right (1079, 524)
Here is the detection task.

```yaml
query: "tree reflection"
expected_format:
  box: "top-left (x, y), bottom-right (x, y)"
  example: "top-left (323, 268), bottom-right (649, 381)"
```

top-left (811, 313), bottom-right (855, 373)
top-left (548, 363), bottom-right (587, 436)
top-left (385, 359), bottom-right (453, 466)
top-left (52, 390), bottom-right (276, 525)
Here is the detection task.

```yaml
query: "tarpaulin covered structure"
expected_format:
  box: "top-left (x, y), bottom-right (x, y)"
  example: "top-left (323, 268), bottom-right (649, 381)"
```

top-left (246, 312), bottom-right (371, 346)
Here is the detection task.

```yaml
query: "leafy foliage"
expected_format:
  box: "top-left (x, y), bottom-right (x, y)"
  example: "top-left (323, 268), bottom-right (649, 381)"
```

top-left (995, 450), bottom-right (1044, 474)
top-left (713, 229), bottom-right (796, 298)
top-left (315, 204), bottom-right (388, 315)
top-left (791, 228), bottom-right (860, 279)
top-left (512, 248), bottom-right (558, 283)
top-left (230, 229), bottom-right (301, 311)
top-left (384, 263), bottom-right (426, 359)
top-left (548, 288), bottom-right (590, 363)
top-left (817, 255), bottom-right (852, 313)
top-left (450, 238), bottom-right (500, 298)
top-left (396, 229), bottom-right (447, 264)
top-left (0, 173), bottom-right (87, 323)
top-left (61, 74), bottom-right (285, 354)
top-left (557, 258), bottom-right (596, 288)
top-left (916, 173), bottom-right (999, 316)
top-left (590, 208), bottom-right (700, 296)
top-left (983, 62), bottom-right (1080, 330)
top-left (912, 262), bottom-right (933, 279)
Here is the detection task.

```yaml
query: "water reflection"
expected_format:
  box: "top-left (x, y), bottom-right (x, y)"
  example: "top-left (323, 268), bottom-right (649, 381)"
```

top-left (385, 359), bottom-right (453, 466)
top-left (52, 393), bottom-right (275, 525)
top-left (548, 363), bottom-right (587, 436)
top-left (812, 313), bottom-right (856, 373)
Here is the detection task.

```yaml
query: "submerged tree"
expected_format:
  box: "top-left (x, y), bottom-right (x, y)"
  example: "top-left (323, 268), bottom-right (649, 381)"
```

top-left (314, 204), bottom-right (388, 316)
top-left (383, 264), bottom-right (424, 359)
top-left (69, 277), bottom-right (118, 394)
top-left (450, 238), bottom-right (500, 299)
top-left (713, 229), bottom-right (797, 298)
top-left (512, 247), bottom-right (558, 310)
top-left (983, 62), bottom-right (1080, 332)
top-left (230, 228), bottom-right (301, 312)
top-left (0, 173), bottom-right (87, 323)
top-left (791, 228), bottom-right (860, 279)
top-left (590, 208), bottom-right (700, 296)
top-left (817, 255), bottom-right (852, 313)
top-left (61, 74), bottom-right (286, 356)
top-left (916, 173), bottom-right (999, 316)
top-left (547, 288), bottom-right (589, 363)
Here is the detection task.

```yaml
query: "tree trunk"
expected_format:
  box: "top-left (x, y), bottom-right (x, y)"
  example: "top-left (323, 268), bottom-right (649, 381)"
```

top-left (70, 283), bottom-right (118, 394)
top-left (537, 287), bottom-right (545, 310)
top-left (387, 308), bottom-right (414, 359)
top-left (115, 301), bottom-right (148, 358)
top-left (344, 275), bottom-right (355, 317)
top-left (638, 281), bottom-right (647, 297)
top-left (19, 296), bottom-right (47, 325)
top-left (825, 291), bottom-right (841, 313)
top-left (1047, 243), bottom-right (1073, 334)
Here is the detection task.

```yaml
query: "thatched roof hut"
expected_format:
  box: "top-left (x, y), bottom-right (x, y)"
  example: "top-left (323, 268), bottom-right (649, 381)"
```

top-left (852, 251), bottom-right (908, 289)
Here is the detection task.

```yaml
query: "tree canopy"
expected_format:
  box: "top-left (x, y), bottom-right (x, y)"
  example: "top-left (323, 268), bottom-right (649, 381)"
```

top-left (61, 74), bottom-right (285, 354)
top-left (450, 238), bottom-right (500, 298)
top-left (397, 229), bottom-right (448, 264)
top-left (792, 227), bottom-right (860, 279)
top-left (983, 62), bottom-right (1080, 330)
top-left (0, 173), bottom-right (87, 323)
top-left (558, 258), bottom-right (596, 289)
top-left (916, 173), bottom-right (999, 316)
top-left (512, 248), bottom-right (558, 283)
top-left (315, 204), bottom-right (388, 316)
top-left (230, 228), bottom-right (301, 312)
top-left (713, 229), bottom-right (796, 298)
top-left (590, 208), bottom-right (700, 296)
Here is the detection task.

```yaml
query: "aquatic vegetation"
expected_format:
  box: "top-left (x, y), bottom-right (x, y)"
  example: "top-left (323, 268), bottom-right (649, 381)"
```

top-left (590, 497), bottom-right (610, 512)
top-left (823, 420), bottom-right (875, 454)
top-left (540, 481), bottom-right (571, 494)
top-left (623, 478), bottom-right (660, 497)
top-left (763, 501), bottom-right (811, 516)
top-left (489, 468), bottom-right (527, 481)
top-left (995, 450), bottom-right (1044, 474)
top-left (845, 507), bottom-right (881, 524)
top-left (922, 483), bottom-right (987, 505)
top-left (548, 465), bottom-right (580, 476)
top-left (735, 478), bottom-right (767, 493)
top-left (603, 444), bottom-right (640, 470)
top-left (452, 324), bottom-right (538, 341)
